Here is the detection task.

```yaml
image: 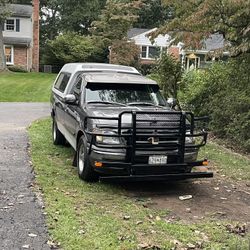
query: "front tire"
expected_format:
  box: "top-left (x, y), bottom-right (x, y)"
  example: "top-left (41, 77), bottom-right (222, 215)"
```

top-left (77, 136), bottom-right (98, 182)
top-left (52, 119), bottom-right (66, 145)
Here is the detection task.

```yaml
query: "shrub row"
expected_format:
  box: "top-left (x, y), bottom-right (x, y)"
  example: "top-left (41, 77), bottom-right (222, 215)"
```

top-left (179, 56), bottom-right (250, 152)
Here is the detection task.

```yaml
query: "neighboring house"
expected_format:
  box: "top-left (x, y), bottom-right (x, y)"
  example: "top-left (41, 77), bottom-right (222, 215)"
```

top-left (3, 1), bottom-right (39, 71)
top-left (127, 28), bottom-right (228, 70)
top-left (127, 28), bottom-right (171, 64)
top-left (179, 33), bottom-right (229, 70)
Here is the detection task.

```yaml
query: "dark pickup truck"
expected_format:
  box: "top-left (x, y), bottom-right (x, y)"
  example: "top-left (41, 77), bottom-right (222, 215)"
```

top-left (51, 63), bottom-right (213, 182)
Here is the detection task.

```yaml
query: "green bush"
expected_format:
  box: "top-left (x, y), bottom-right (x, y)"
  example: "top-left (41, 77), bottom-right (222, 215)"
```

top-left (179, 56), bottom-right (250, 152)
top-left (139, 63), bottom-right (155, 75)
top-left (154, 53), bottom-right (183, 99)
top-left (42, 33), bottom-right (107, 65)
top-left (8, 65), bottom-right (28, 73)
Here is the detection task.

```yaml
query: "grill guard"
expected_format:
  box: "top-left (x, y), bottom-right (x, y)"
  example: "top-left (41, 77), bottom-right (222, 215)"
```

top-left (84, 111), bottom-right (210, 178)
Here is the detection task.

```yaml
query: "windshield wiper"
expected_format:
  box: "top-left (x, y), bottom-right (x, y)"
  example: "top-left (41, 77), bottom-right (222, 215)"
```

top-left (127, 102), bottom-right (163, 107)
top-left (87, 101), bottom-right (126, 106)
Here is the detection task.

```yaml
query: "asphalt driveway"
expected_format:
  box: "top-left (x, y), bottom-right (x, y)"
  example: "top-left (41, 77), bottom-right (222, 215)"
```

top-left (0, 103), bottom-right (50, 250)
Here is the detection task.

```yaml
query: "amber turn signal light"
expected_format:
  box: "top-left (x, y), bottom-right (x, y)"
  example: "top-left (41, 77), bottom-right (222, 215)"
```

top-left (95, 161), bottom-right (103, 167)
top-left (202, 160), bottom-right (208, 166)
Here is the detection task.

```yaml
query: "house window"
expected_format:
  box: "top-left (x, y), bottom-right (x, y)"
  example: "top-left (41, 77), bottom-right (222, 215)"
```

top-left (148, 46), bottom-right (161, 59)
top-left (141, 46), bottom-right (147, 58)
top-left (4, 45), bottom-right (14, 64)
top-left (141, 46), bottom-right (161, 59)
top-left (5, 19), bottom-right (15, 31)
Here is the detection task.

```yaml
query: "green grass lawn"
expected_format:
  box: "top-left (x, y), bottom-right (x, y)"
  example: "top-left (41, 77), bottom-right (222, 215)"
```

top-left (0, 72), bottom-right (56, 102)
top-left (28, 118), bottom-right (250, 250)
top-left (199, 143), bottom-right (250, 181)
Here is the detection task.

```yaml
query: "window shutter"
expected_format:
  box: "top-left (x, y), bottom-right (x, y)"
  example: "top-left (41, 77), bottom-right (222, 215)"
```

top-left (1, 22), bottom-right (4, 31)
top-left (16, 19), bottom-right (20, 32)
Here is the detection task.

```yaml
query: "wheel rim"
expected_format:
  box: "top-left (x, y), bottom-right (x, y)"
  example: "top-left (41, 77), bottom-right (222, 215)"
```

top-left (53, 122), bottom-right (57, 141)
top-left (78, 143), bottom-right (85, 174)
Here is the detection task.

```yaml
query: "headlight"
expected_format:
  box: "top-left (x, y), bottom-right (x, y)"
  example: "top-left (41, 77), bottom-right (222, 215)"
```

top-left (185, 131), bottom-right (194, 144)
top-left (94, 129), bottom-right (121, 145)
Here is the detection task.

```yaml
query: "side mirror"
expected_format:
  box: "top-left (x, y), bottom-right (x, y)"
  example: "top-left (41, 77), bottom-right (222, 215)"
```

top-left (167, 97), bottom-right (177, 108)
top-left (64, 94), bottom-right (77, 104)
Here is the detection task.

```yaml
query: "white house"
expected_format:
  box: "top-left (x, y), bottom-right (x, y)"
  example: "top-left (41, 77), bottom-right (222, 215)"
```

top-left (3, 1), bottom-right (39, 71)
top-left (127, 28), bottom-right (172, 64)
top-left (127, 28), bottom-right (228, 69)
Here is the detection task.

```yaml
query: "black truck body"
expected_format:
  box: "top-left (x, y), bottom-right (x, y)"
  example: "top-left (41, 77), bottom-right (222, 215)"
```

top-left (51, 63), bottom-right (213, 182)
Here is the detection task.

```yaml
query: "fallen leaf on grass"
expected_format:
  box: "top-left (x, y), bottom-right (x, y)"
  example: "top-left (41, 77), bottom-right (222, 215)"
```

top-left (136, 220), bottom-right (143, 225)
top-left (47, 240), bottom-right (60, 249)
top-left (123, 215), bottom-right (130, 220)
top-left (137, 243), bottom-right (161, 249)
top-left (226, 224), bottom-right (247, 236)
top-left (187, 243), bottom-right (196, 249)
top-left (155, 216), bottom-right (161, 221)
top-left (118, 235), bottom-right (129, 241)
top-left (137, 243), bottom-right (149, 249)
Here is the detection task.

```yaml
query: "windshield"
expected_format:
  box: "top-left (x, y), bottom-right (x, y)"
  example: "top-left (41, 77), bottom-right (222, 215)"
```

top-left (85, 83), bottom-right (166, 106)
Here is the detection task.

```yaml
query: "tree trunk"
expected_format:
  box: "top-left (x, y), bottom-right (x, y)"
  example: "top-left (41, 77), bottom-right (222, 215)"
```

top-left (0, 21), bottom-right (7, 71)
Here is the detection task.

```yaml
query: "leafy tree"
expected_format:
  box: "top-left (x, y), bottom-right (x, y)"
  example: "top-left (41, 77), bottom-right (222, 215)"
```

top-left (92, 0), bottom-right (142, 44)
top-left (40, 0), bottom-right (106, 43)
top-left (59, 0), bottom-right (106, 35)
top-left (40, 0), bottom-right (61, 44)
top-left (153, 52), bottom-right (183, 99)
top-left (159, 0), bottom-right (250, 56)
top-left (43, 33), bottom-right (106, 65)
top-left (39, 0), bottom-right (106, 62)
top-left (0, 0), bottom-right (11, 71)
top-left (110, 40), bottom-right (140, 67)
top-left (135, 0), bottom-right (172, 29)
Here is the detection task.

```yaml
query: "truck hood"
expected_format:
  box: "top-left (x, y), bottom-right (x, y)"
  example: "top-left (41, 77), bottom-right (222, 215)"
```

top-left (85, 105), bottom-right (172, 128)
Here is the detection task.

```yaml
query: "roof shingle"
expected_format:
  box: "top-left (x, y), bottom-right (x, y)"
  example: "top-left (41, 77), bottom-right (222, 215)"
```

top-left (10, 4), bottom-right (33, 18)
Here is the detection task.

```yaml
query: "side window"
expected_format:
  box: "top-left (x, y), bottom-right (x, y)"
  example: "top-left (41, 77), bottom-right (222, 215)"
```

top-left (54, 73), bottom-right (71, 92)
top-left (70, 76), bottom-right (82, 99)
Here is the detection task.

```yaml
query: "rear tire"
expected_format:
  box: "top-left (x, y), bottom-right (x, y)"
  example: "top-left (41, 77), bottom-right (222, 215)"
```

top-left (77, 136), bottom-right (98, 182)
top-left (52, 119), bottom-right (66, 145)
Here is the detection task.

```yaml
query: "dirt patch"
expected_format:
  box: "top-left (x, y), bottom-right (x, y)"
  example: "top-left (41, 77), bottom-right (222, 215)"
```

top-left (121, 172), bottom-right (250, 225)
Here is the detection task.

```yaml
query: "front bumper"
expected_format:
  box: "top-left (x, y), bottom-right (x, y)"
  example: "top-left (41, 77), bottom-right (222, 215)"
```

top-left (89, 148), bottom-right (212, 180)
top-left (100, 172), bottom-right (213, 182)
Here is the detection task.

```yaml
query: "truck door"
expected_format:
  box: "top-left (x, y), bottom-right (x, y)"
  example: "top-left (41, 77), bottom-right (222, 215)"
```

top-left (63, 75), bottom-right (83, 146)
top-left (52, 72), bottom-right (71, 130)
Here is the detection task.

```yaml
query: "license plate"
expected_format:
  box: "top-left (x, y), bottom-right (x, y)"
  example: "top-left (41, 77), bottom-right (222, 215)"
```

top-left (148, 155), bottom-right (167, 165)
